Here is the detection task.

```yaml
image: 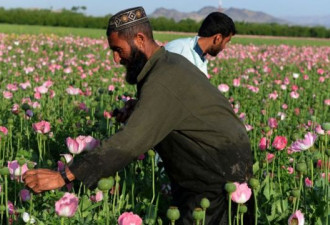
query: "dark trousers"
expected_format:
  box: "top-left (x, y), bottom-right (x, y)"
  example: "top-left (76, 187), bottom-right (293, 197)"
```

top-left (171, 186), bottom-right (254, 225)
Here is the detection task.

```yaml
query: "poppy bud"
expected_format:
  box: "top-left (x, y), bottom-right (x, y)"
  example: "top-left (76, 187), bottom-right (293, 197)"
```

top-left (296, 162), bottom-right (307, 173)
top-left (291, 189), bottom-right (300, 198)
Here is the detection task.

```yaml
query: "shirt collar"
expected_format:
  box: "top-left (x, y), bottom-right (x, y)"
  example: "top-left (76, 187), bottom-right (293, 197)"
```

top-left (193, 38), bottom-right (206, 62)
top-left (137, 47), bottom-right (164, 83)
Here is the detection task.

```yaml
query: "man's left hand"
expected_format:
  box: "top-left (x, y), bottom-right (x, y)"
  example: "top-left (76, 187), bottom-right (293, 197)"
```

top-left (23, 169), bottom-right (65, 193)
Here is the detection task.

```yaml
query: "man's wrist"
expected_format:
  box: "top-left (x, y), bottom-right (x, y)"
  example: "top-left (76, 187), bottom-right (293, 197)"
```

top-left (59, 166), bottom-right (75, 184)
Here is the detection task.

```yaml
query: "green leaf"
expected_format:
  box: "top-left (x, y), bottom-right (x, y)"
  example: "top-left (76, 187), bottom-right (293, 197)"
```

top-left (253, 161), bottom-right (260, 175)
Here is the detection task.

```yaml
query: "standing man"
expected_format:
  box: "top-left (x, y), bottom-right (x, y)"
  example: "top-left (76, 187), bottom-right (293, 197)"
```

top-left (165, 12), bottom-right (236, 75)
top-left (23, 7), bottom-right (252, 225)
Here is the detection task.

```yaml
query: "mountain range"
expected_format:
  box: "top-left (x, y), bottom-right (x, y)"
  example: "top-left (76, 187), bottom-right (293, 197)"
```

top-left (150, 7), bottom-right (330, 28)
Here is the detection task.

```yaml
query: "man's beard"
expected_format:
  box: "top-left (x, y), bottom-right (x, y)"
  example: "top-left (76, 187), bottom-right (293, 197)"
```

top-left (122, 45), bottom-right (148, 85)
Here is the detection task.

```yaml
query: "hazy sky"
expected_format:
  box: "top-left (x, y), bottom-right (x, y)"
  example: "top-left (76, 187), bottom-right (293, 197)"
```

top-left (0, 0), bottom-right (329, 18)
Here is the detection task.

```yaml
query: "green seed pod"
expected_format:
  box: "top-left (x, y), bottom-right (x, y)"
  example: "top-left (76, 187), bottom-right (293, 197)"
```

top-left (291, 189), bottom-right (300, 198)
top-left (239, 205), bottom-right (248, 214)
top-left (322, 122), bottom-right (330, 131)
top-left (166, 206), bottom-right (180, 221)
top-left (17, 157), bottom-right (26, 166)
top-left (296, 162), bottom-right (307, 173)
top-left (27, 161), bottom-right (36, 169)
top-left (225, 182), bottom-right (236, 193)
top-left (0, 167), bottom-right (10, 176)
top-left (98, 88), bottom-right (105, 94)
top-left (97, 177), bottom-right (114, 192)
top-left (148, 150), bottom-right (155, 157)
top-left (249, 178), bottom-right (260, 189)
top-left (200, 198), bottom-right (210, 209)
top-left (192, 208), bottom-right (204, 221)
top-left (46, 159), bottom-right (53, 167)
top-left (0, 205), bottom-right (6, 212)
top-left (8, 118), bottom-right (14, 124)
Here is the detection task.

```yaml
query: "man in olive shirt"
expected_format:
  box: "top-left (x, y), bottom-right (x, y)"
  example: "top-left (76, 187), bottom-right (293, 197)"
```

top-left (24, 7), bottom-right (253, 224)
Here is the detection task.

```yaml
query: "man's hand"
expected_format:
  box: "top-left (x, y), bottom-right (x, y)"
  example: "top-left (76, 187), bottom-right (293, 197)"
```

top-left (113, 99), bottom-right (138, 123)
top-left (23, 169), bottom-right (65, 194)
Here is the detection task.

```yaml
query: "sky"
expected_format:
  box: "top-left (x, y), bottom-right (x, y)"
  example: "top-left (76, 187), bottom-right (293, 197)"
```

top-left (0, 0), bottom-right (329, 18)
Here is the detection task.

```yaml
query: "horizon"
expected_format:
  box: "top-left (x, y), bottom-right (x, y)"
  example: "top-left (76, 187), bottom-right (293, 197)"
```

top-left (0, 0), bottom-right (329, 18)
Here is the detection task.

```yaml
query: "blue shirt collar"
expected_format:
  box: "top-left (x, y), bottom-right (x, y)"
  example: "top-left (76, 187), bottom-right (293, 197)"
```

top-left (193, 39), bottom-right (205, 62)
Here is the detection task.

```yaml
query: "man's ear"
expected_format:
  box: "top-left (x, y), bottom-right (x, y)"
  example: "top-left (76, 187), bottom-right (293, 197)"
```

top-left (134, 32), bottom-right (145, 50)
top-left (213, 34), bottom-right (223, 45)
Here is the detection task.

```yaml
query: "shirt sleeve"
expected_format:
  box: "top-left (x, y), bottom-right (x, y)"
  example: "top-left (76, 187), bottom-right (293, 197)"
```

top-left (69, 81), bottom-right (188, 188)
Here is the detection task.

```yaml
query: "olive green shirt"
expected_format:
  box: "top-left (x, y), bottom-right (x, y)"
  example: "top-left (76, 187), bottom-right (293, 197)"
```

top-left (69, 47), bottom-right (252, 192)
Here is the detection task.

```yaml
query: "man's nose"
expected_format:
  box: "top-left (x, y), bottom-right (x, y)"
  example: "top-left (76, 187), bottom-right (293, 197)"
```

top-left (113, 52), bottom-right (121, 64)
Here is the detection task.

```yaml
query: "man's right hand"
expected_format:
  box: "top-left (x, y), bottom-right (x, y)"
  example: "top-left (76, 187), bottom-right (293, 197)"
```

top-left (113, 99), bottom-right (137, 123)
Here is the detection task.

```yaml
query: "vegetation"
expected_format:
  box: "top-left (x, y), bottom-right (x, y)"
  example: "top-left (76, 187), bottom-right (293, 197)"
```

top-left (0, 7), bottom-right (329, 38)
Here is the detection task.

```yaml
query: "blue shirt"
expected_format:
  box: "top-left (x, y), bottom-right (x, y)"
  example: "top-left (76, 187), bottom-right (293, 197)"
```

top-left (165, 36), bottom-right (208, 75)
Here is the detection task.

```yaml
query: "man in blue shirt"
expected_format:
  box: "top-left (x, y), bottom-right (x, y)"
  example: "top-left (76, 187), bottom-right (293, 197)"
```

top-left (165, 12), bottom-right (236, 75)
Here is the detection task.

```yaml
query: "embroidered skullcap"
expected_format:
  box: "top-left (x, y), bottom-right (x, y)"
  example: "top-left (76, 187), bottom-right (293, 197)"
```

top-left (108, 7), bottom-right (149, 31)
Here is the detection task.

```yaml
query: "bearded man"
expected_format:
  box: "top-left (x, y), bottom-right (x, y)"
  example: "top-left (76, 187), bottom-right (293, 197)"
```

top-left (23, 7), bottom-right (253, 225)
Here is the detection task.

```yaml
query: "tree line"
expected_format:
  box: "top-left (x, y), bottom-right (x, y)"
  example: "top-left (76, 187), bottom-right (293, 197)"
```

top-left (0, 8), bottom-right (329, 38)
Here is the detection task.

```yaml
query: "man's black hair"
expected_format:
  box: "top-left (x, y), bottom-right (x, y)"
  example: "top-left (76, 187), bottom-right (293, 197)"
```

top-left (106, 21), bottom-right (154, 41)
top-left (198, 12), bottom-right (236, 37)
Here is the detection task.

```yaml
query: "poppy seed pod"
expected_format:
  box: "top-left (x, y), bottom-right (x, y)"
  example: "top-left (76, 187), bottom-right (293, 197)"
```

top-left (296, 162), bottom-right (307, 173)
top-left (97, 177), bottom-right (114, 192)
top-left (200, 198), bottom-right (210, 209)
top-left (225, 182), bottom-right (236, 193)
top-left (239, 205), bottom-right (248, 213)
top-left (249, 178), bottom-right (260, 189)
top-left (192, 208), bottom-right (204, 221)
top-left (166, 206), bottom-right (180, 221)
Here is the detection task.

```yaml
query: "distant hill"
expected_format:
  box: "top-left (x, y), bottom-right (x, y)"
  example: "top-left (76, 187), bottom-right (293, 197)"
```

top-left (150, 6), bottom-right (288, 24)
top-left (150, 6), bottom-right (330, 28)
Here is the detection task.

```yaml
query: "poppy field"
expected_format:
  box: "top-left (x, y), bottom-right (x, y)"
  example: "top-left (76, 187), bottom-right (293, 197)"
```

top-left (0, 30), bottom-right (329, 225)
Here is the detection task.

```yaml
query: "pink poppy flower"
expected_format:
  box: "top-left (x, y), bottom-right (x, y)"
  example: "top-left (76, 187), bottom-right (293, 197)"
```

top-left (34, 86), bottom-right (48, 94)
top-left (259, 137), bottom-right (268, 151)
top-left (55, 193), bottom-right (79, 217)
top-left (11, 103), bottom-right (20, 114)
top-left (8, 201), bottom-right (15, 215)
top-left (218, 84), bottom-right (229, 93)
top-left (233, 78), bottom-right (241, 87)
top-left (118, 212), bottom-right (142, 225)
top-left (0, 126), bottom-right (8, 135)
top-left (290, 132), bottom-right (317, 152)
top-left (66, 86), bottom-right (81, 95)
top-left (66, 137), bottom-right (84, 154)
top-left (3, 91), bottom-right (13, 99)
top-left (20, 189), bottom-right (31, 202)
top-left (267, 153), bottom-right (275, 163)
top-left (90, 191), bottom-right (103, 202)
top-left (7, 84), bottom-right (18, 91)
top-left (32, 121), bottom-right (51, 134)
top-left (104, 111), bottom-right (112, 119)
top-left (324, 99), bottom-right (330, 106)
top-left (315, 125), bottom-right (325, 135)
top-left (7, 160), bottom-right (29, 182)
top-left (19, 81), bottom-right (31, 90)
top-left (288, 210), bottom-right (304, 225)
top-left (305, 177), bottom-right (313, 187)
top-left (268, 118), bottom-right (278, 129)
top-left (83, 136), bottom-right (99, 151)
top-left (287, 167), bottom-right (294, 174)
top-left (231, 182), bottom-right (252, 204)
top-left (317, 68), bottom-right (324, 75)
top-left (290, 91), bottom-right (299, 99)
top-left (108, 85), bottom-right (115, 91)
top-left (272, 136), bottom-right (287, 151)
